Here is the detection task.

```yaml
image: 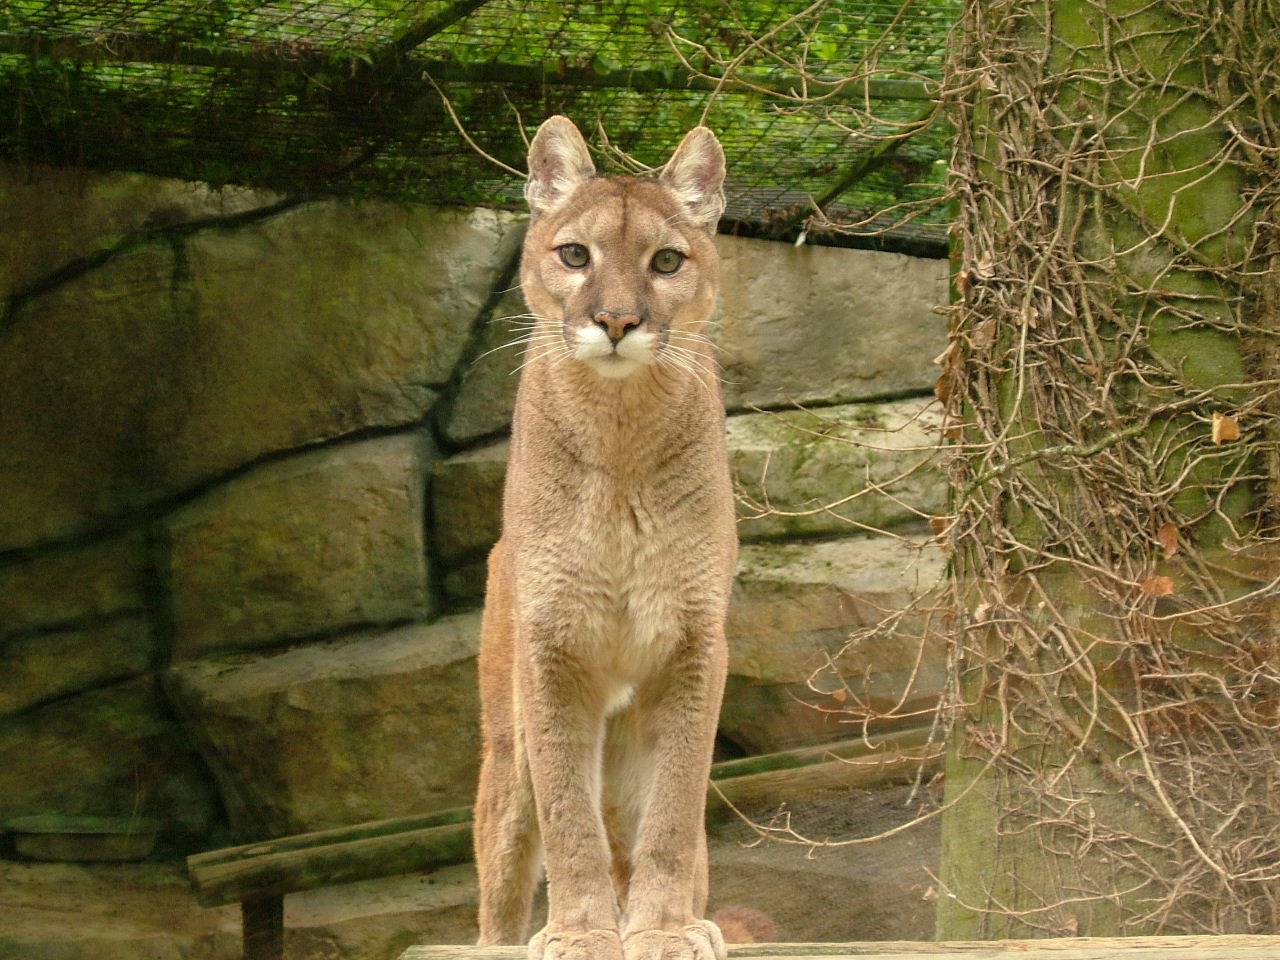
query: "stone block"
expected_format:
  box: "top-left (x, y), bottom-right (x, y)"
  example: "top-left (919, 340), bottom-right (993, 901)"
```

top-left (0, 676), bottom-right (222, 850)
top-left (166, 613), bottom-right (483, 839)
top-left (0, 617), bottom-right (156, 718)
top-left (167, 433), bottom-right (434, 658)
top-left (721, 535), bottom-right (947, 754)
top-left (431, 442), bottom-right (509, 564)
top-left (176, 202), bottom-right (520, 481)
top-left (0, 533), bottom-right (149, 639)
top-left (0, 243), bottom-right (182, 549)
top-left (439, 287), bottom-right (529, 446)
top-left (0, 192), bottom-right (520, 551)
top-left (0, 162), bottom-right (273, 300)
top-left (430, 399), bottom-right (945, 567)
top-left (434, 241), bottom-right (949, 441)
top-left (442, 559), bottom-right (490, 606)
top-left (713, 234), bottom-right (949, 411)
top-left (728, 399), bottom-right (945, 540)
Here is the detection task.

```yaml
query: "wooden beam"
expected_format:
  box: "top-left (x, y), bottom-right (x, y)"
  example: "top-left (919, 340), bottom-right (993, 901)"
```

top-left (188, 727), bottom-right (938, 907)
top-left (190, 818), bottom-right (474, 908)
top-left (188, 805), bottom-right (472, 874)
top-left (386, 0), bottom-right (494, 58)
top-left (0, 33), bottom-right (932, 102)
top-left (398, 935), bottom-right (1280, 960)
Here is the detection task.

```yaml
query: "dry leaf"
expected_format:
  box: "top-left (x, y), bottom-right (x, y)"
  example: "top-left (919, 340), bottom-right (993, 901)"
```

top-left (1156, 521), bottom-right (1179, 559)
top-left (945, 425), bottom-right (964, 442)
top-left (1212, 411), bottom-right (1241, 444)
top-left (1141, 575), bottom-right (1175, 597)
top-left (830, 688), bottom-right (848, 703)
top-left (970, 319), bottom-right (996, 351)
top-left (955, 269), bottom-right (973, 300)
top-left (934, 374), bottom-right (953, 405)
top-left (929, 516), bottom-right (950, 538)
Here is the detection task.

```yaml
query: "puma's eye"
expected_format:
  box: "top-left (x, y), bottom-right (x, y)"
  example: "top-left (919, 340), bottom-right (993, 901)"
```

top-left (558, 244), bottom-right (590, 268)
top-left (651, 248), bottom-right (685, 275)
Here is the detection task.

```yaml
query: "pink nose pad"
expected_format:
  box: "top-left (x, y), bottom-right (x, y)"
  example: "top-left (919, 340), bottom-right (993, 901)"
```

top-left (594, 312), bottom-right (642, 344)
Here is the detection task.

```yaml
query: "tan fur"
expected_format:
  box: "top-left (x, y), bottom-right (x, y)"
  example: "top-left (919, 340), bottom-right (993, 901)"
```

top-left (473, 118), bottom-right (737, 960)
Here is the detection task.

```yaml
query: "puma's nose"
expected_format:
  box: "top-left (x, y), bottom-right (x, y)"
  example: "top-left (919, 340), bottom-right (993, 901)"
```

top-left (594, 311), bottom-right (642, 345)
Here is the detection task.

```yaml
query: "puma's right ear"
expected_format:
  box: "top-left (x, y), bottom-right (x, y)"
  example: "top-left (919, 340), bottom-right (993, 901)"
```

top-left (525, 116), bottom-right (596, 217)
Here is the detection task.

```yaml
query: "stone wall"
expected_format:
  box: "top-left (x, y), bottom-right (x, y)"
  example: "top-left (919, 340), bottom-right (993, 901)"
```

top-left (0, 163), bottom-right (949, 851)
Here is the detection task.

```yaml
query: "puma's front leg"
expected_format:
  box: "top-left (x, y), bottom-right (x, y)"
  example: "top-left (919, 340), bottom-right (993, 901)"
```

top-left (623, 627), bottom-right (728, 960)
top-left (520, 627), bottom-right (624, 960)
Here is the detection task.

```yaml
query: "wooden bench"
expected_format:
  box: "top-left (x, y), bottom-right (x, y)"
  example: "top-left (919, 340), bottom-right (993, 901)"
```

top-left (187, 727), bottom-right (940, 960)
top-left (399, 937), bottom-right (1280, 960)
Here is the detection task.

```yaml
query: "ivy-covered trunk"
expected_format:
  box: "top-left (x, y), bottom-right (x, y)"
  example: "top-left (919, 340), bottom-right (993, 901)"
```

top-left (936, 0), bottom-right (1279, 938)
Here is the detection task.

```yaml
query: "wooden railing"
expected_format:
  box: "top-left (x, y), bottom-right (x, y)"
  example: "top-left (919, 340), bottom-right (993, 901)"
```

top-left (188, 727), bottom-right (940, 960)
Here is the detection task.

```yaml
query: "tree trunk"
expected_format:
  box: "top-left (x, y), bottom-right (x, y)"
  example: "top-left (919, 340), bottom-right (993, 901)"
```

top-left (936, 0), bottom-right (1279, 938)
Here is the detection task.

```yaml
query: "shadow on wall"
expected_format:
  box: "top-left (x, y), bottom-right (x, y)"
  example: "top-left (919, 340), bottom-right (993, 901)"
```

top-left (0, 163), bottom-right (950, 857)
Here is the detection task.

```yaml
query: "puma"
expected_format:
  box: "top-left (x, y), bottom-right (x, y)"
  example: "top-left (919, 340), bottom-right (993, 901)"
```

top-left (472, 116), bottom-right (737, 960)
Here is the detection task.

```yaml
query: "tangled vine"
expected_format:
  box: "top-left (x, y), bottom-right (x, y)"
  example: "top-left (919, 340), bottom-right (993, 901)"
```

top-left (686, 0), bottom-right (1279, 937)
top-left (930, 0), bottom-right (1280, 935)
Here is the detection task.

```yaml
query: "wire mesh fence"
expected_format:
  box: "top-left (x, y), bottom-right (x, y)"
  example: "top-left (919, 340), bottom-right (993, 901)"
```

top-left (0, 1), bottom-right (957, 245)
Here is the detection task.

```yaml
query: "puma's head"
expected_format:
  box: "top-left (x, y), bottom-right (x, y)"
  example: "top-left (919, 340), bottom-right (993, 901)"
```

top-left (520, 116), bottom-right (725, 381)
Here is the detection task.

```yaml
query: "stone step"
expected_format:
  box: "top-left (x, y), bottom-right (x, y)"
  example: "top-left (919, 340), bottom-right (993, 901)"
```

top-left (725, 534), bottom-right (946, 754)
top-left (0, 675), bottom-right (221, 851)
top-left (166, 531), bottom-right (944, 840)
top-left (166, 613), bottom-right (484, 842)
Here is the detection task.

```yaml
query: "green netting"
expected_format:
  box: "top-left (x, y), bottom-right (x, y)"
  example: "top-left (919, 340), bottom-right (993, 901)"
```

top-left (0, 1), bottom-right (956, 243)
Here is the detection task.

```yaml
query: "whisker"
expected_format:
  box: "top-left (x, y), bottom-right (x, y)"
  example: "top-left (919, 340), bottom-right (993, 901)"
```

top-left (487, 313), bottom-right (557, 326)
top-left (510, 342), bottom-right (573, 376)
top-left (656, 349), bottom-right (716, 398)
top-left (473, 333), bottom-right (563, 363)
top-left (661, 343), bottom-right (725, 379)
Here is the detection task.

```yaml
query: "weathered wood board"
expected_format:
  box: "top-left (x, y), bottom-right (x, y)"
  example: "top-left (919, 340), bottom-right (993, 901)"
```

top-left (399, 942), bottom-right (1280, 960)
top-left (399, 936), bottom-right (1280, 960)
top-left (188, 726), bottom-right (939, 907)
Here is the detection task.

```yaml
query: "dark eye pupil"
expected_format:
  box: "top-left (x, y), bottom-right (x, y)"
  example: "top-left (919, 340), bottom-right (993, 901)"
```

top-left (559, 244), bottom-right (588, 267)
top-left (653, 249), bottom-right (683, 273)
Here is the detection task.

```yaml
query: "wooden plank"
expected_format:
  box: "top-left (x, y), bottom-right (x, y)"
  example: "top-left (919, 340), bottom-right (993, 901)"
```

top-left (710, 727), bottom-right (934, 781)
top-left (191, 819), bottom-right (474, 907)
top-left (188, 728), bottom-right (939, 907)
top-left (398, 936), bottom-right (1280, 960)
top-left (708, 749), bottom-right (941, 825)
top-left (188, 805), bottom-right (472, 871)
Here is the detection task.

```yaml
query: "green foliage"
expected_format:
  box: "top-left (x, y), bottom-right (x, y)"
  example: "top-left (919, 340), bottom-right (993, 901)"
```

top-left (1, 1), bottom-right (957, 238)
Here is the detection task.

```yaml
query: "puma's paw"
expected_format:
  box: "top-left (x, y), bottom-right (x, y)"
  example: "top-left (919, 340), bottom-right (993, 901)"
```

top-left (528, 927), bottom-right (625, 960)
top-left (622, 920), bottom-right (727, 960)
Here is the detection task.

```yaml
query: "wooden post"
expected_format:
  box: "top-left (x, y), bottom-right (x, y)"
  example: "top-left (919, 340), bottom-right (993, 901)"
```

top-left (241, 895), bottom-right (284, 960)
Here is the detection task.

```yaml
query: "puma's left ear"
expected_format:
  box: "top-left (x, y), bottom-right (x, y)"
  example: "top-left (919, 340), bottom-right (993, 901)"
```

top-left (660, 126), bottom-right (726, 232)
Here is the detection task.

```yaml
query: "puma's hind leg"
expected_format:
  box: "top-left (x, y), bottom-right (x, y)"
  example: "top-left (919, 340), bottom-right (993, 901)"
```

top-left (475, 541), bottom-right (543, 945)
